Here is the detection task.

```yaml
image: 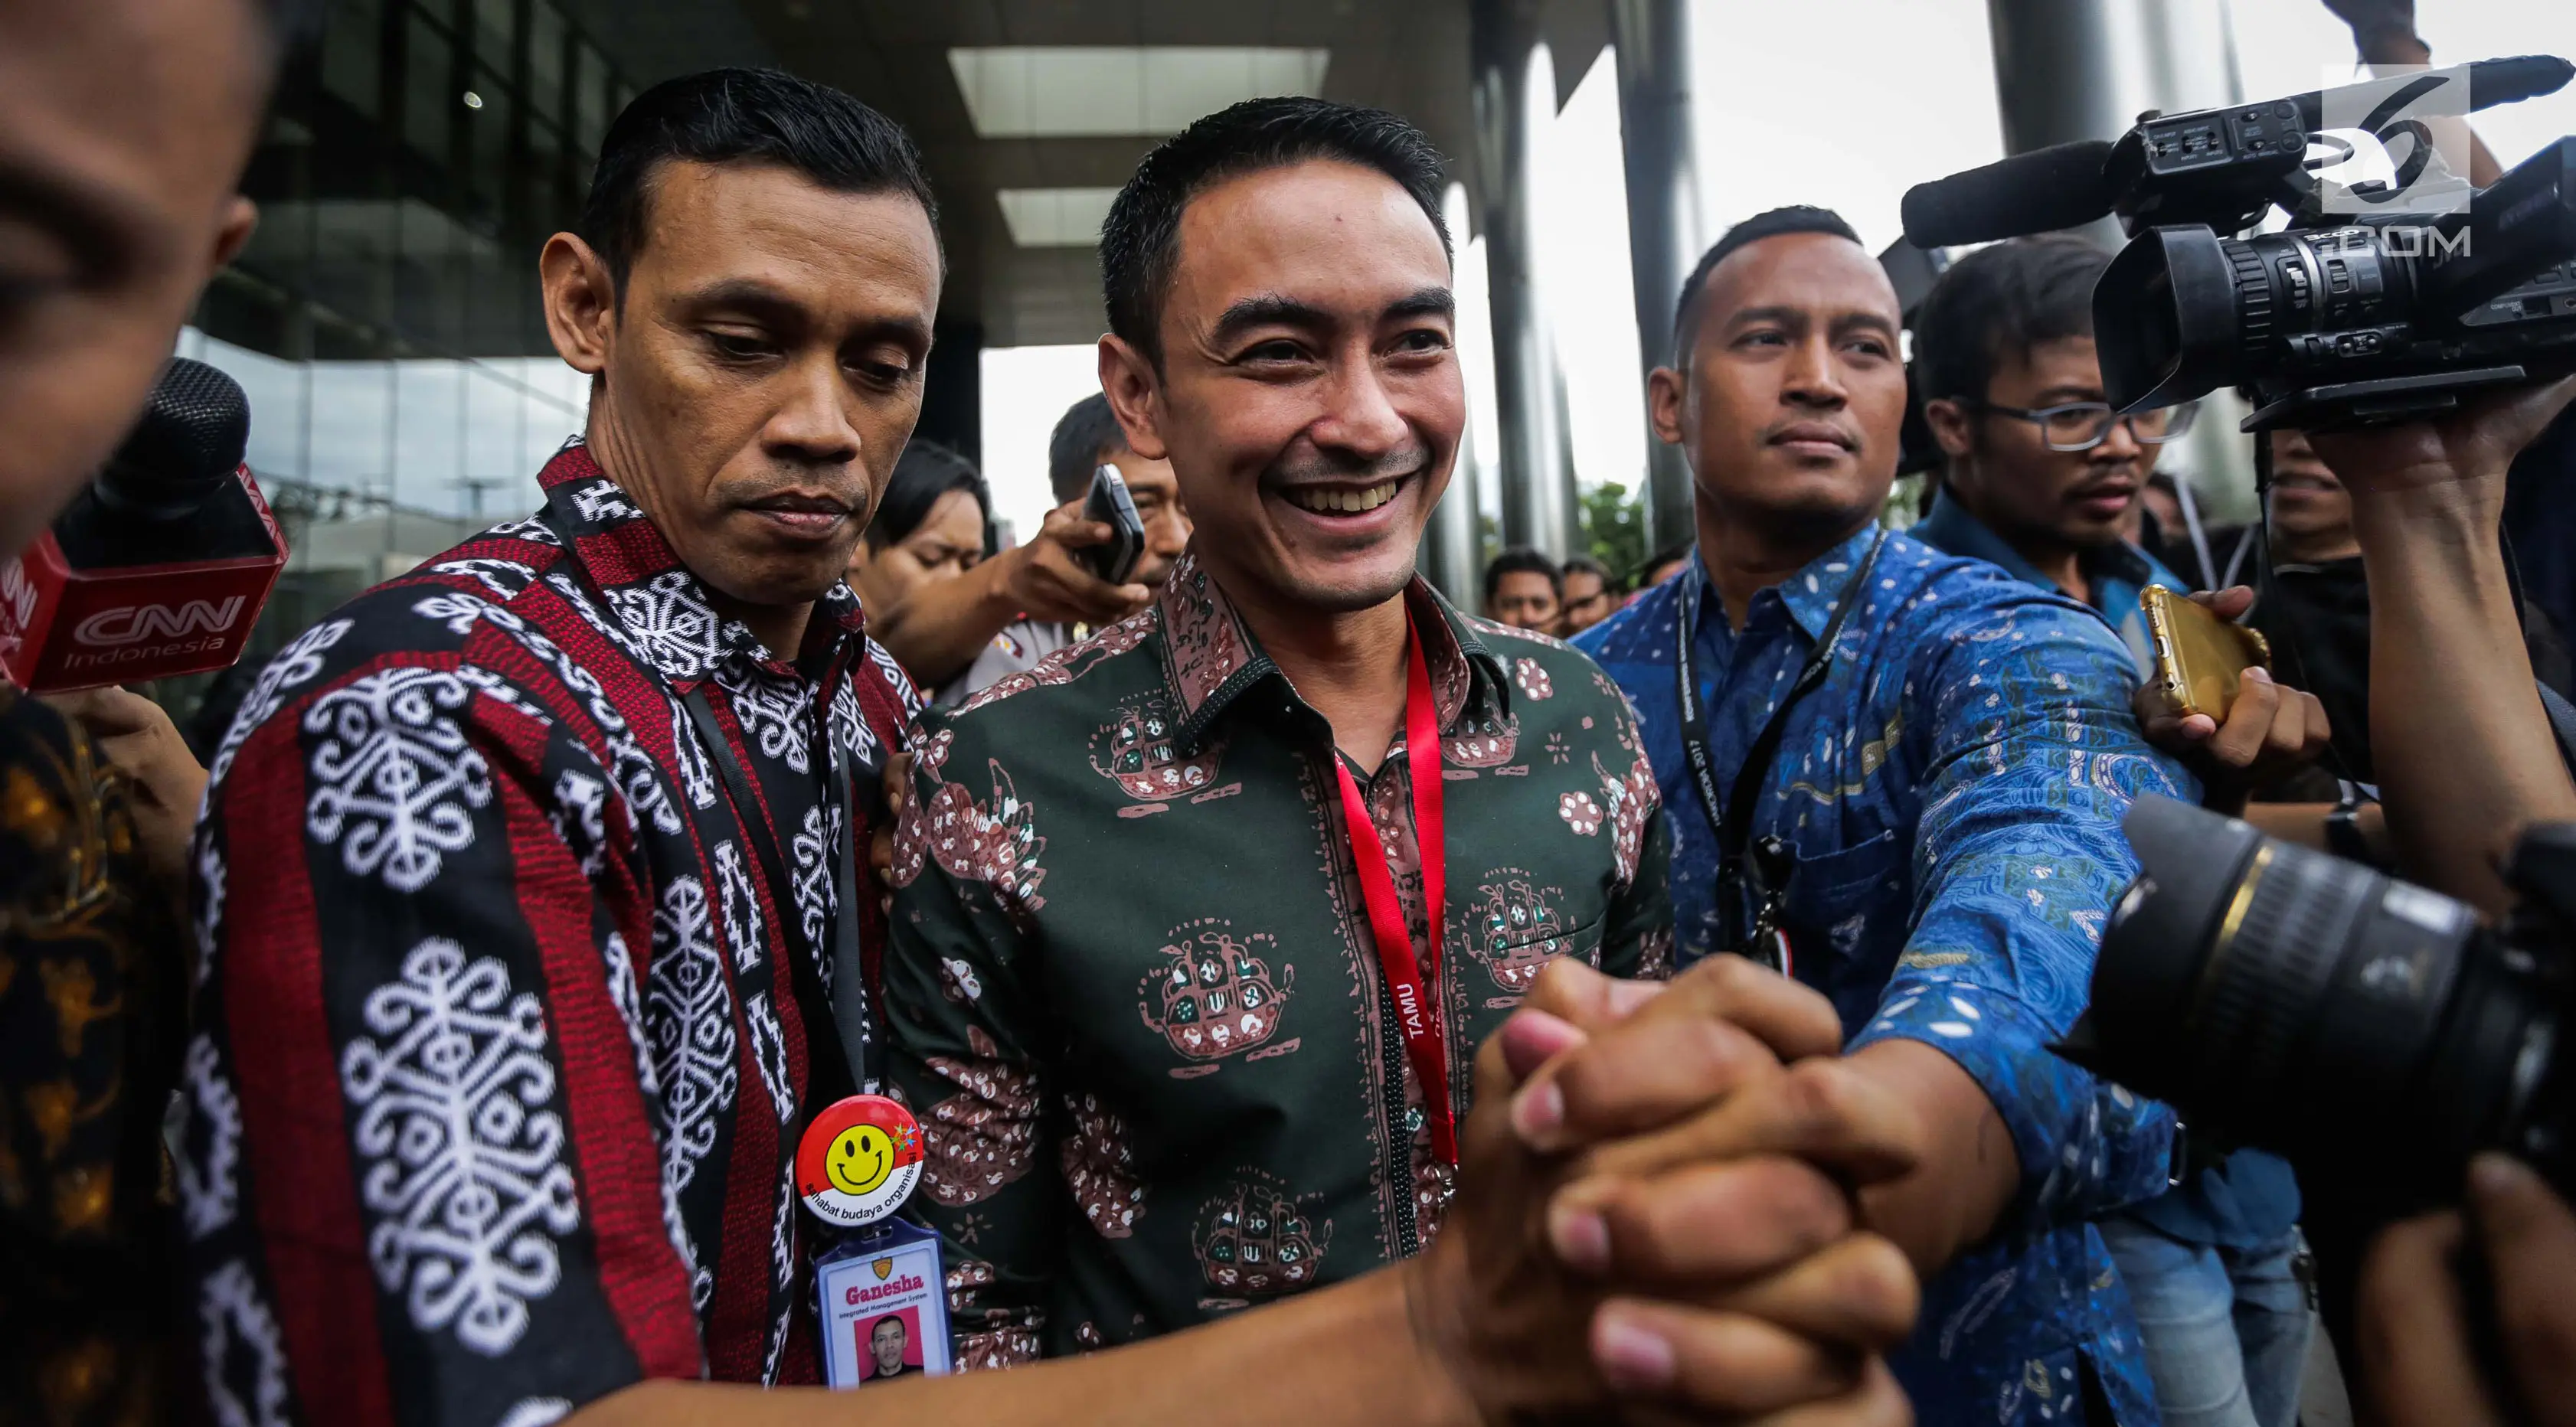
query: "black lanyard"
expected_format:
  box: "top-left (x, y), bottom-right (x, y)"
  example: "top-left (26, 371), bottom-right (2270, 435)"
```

top-left (679, 685), bottom-right (875, 1109)
top-left (1674, 532), bottom-right (1886, 966)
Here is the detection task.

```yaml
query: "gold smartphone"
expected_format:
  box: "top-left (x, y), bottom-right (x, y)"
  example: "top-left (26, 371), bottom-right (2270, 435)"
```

top-left (2141, 584), bottom-right (2272, 722)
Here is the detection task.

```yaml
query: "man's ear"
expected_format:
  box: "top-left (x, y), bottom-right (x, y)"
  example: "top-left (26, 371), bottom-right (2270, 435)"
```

top-left (1646, 365), bottom-right (1688, 447)
top-left (541, 232), bottom-right (617, 379)
top-left (211, 197), bottom-right (258, 272)
top-left (1098, 335), bottom-right (1168, 462)
top-left (1923, 397), bottom-right (1977, 459)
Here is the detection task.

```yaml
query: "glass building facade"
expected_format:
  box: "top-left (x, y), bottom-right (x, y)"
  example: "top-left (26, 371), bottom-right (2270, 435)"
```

top-left (165, 0), bottom-right (632, 729)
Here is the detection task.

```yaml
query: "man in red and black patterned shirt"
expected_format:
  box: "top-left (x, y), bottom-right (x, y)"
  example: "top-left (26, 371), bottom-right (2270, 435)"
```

top-left (181, 70), bottom-right (938, 1421)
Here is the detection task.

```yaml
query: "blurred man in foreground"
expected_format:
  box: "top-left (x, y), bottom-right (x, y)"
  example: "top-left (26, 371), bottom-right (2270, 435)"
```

top-left (1574, 205), bottom-right (2184, 1424)
top-left (0, 0), bottom-right (272, 1419)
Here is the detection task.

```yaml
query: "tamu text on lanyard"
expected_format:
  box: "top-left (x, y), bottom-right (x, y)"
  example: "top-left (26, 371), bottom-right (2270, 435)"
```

top-left (1673, 532), bottom-right (1887, 980)
top-left (1329, 618), bottom-right (1457, 1170)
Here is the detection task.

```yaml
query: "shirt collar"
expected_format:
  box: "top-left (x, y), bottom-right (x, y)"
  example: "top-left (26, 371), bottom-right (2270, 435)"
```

top-left (1679, 523), bottom-right (1884, 644)
top-left (1914, 488), bottom-right (2159, 598)
top-left (1153, 550), bottom-right (1506, 755)
top-left (535, 439), bottom-right (869, 684)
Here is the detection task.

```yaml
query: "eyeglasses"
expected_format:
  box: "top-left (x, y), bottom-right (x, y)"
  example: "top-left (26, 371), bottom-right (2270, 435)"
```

top-left (1966, 398), bottom-right (2198, 452)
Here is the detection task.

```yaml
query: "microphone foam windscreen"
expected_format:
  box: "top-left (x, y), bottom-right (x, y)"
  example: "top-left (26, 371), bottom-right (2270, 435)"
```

top-left (1901, 139), bottom-right (2117, 248)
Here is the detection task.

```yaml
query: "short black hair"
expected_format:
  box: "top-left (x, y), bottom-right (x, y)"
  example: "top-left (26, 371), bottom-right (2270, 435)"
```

top-left (580, 68), bottom-right (938, 291)
top-left (1670, 206), bottom-right (1864, 364)
top-left (1100, 96), bottom-right (1451, 369)
top-left (1561, 553), bottom-right (1611, 585)
top-left (1483, 547), bottom-right (1562, 606)
top-left (1643, 540), bottom-right (1694, 583)
top-left (868, 440), bottom-right (989, 550)
top-left (1047, 393), bottom-right (1129, 507)
top-left (1912, 234), bottom-right (2110, 405)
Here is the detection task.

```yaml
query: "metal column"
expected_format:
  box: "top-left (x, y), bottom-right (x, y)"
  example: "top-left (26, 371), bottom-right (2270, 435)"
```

top-left (1610, 0), bottom-right (1702, 557)
top-left (1983, 0), bottom-right (2258, 518)
top-left (1423, 182), bottom-right (1486, 606)
top-left (1472, 0), bottom-right (1575, 559)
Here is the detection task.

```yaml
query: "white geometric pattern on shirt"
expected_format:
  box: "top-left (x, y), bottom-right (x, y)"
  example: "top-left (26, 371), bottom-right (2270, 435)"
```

top-left (789, 803), bottom-right (840, 967)
top-left (864, 635), bottom-right (924, 717)
top-left (193, 834), bottom-right (224, 989)
top-left (603, 569), bottom-right (729, 681)
top-left (829, 680), bottom-right (876, 772)
top-left (567, 478), bottom-right (642, 527)
top-left (603, 929), bottom-right (709, 1312)
top-left (669, 696), bottom-right (718, 809)
top-left (211, 616), bottom-right (351, 784)
top-left (744, 990), bottom-right (795, 1125)
top-left (198, 1258), bottom-right (291, 1427)
top-left (713, 839), bottom-right (764, 972)
top-left (477, 516), bottom-right (563, 547)
top-left (338, 938), bottom-right (581, 1357)
top-left (551, 763), bottom-right (610, 879)
top-left (303, 667), bottom-right (494, 894)
top-left (647, 875), bottom-right (737, 1200)
top-left (414, 591), bottom-right (492, 638)
top-left (718, 662), bottom-right (812, 773)
top-left (427, 557), bottom-right (539, 599)
top-left (176, 1033), bottom-right (241, 1239)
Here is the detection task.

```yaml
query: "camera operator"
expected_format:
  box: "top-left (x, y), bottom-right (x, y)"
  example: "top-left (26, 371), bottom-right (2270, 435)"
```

top-left (862, 396), bottom-right (1188, 702)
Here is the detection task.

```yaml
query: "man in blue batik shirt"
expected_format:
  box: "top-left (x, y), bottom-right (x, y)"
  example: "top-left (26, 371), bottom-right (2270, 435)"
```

top-left (1911, 236), bottom-right (2326, 1427)
top-left (1576, 207), bottom-right (2184, 1425)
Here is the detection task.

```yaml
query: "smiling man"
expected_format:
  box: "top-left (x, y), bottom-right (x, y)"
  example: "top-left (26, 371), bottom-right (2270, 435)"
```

top-left (1572, 207), bottom-right (2189, 1424)
top-left (878, 97), bottom-right (1683, 1363)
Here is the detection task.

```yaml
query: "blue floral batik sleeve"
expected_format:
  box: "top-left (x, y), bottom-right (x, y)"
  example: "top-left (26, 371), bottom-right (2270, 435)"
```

top-left (1848, 589), bottom-right (2189, 1236)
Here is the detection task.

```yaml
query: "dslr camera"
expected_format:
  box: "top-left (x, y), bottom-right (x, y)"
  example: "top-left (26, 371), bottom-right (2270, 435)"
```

top-left (2064, 795), bottom-right (2574, 1213)
top-left (1904, 57), bottom-right (2576, 429)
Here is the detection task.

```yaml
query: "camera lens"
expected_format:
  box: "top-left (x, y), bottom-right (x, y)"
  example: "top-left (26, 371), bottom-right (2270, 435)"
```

top-left (2077, 795), bottom-right (2565, 1208)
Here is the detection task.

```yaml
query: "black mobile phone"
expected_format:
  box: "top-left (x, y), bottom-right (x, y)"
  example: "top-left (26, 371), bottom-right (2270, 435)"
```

top-left (1078, 462), bottom-right (1145, 584)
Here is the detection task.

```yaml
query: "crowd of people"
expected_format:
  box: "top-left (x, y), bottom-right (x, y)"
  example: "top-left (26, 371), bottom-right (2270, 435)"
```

top-left (8, 1), bottom-right (2576, 1426)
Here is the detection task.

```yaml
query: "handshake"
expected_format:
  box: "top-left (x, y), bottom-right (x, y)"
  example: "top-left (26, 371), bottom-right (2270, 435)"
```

top-left (1409, 955), bottom-right (1923, 1425)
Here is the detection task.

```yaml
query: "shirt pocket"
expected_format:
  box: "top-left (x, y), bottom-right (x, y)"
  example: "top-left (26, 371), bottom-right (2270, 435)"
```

top-left (1780, 831), bottom-right (1906, 977)
top-left (1455, 910), bottom-right (1606, 1011)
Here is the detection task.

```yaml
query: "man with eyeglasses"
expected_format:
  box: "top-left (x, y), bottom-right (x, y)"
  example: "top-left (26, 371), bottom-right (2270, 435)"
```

top-left (1914, 235), bottom-right (2315, 1427)
top-left (1913, 235), bottom-right (2202, 673)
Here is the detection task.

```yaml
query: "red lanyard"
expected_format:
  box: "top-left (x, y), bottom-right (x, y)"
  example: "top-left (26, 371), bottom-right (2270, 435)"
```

top-left (1329, 621), bottom-right (1453, 1168)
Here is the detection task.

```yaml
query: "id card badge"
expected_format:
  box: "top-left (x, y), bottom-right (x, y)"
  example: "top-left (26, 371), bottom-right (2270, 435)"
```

top-left (798, 1095), bottom-right (949, 1388)
top-left (817, 1220), bottom-right (950, 1386)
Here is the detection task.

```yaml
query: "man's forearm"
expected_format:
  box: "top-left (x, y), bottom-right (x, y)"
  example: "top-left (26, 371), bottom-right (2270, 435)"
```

top-left (868, 553), bottom-right (1028, 688)
top-left (567, 1262), bottom-right (1473, 1427)
top-left (1845, 1040), bottom-right (2019, 1277)
top-left (2353, 485), bottom-right (2576, 915)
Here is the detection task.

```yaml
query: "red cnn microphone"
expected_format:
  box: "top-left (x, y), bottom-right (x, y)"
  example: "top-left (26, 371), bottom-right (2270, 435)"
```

top-left (0, 358), bottom-right (288, 693)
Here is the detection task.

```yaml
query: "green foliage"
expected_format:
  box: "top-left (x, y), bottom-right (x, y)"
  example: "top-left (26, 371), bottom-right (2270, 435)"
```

top-left (1578, 482), bottom-right (1650, 586)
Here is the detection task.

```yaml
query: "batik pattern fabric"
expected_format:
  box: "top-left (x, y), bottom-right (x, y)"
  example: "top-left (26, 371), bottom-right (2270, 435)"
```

top-left (180, 442), bottom-right (918, 1427)
top-left (0, 688), bottom-right (188, 1427)
top-left (882, 557), bottom-right (1672, 1367)
top-left (1575, 527), bottom-right (2189, 1427)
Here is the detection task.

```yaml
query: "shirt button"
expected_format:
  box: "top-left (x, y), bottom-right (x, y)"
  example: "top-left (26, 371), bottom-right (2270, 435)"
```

top-left (1403, 1105), bottom-right (1426, 1135)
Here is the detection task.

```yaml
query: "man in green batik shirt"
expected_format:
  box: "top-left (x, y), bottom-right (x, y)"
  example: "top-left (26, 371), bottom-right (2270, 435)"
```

top-left (881, 98), bottom-right (1675, 1367)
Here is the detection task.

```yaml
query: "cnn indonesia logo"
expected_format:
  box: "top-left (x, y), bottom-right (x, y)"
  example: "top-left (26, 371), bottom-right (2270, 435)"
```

top-left (62, 596), bottom-right (246, 671)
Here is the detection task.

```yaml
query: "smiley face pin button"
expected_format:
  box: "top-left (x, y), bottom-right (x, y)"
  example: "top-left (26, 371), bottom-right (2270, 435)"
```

top-left (796, 1095), bottom-right (924, 1229)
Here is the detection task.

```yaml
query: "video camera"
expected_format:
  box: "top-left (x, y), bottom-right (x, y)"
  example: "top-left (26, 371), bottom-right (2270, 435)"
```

top-left (2061, 795), bottom-right (2574, 1216)
top-left (1902, 57), bottom-right (2576, 430)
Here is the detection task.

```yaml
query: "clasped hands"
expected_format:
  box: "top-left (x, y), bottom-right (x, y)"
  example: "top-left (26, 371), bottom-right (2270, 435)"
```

top-left (1410, 955), bottom-right (1924, 1425)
